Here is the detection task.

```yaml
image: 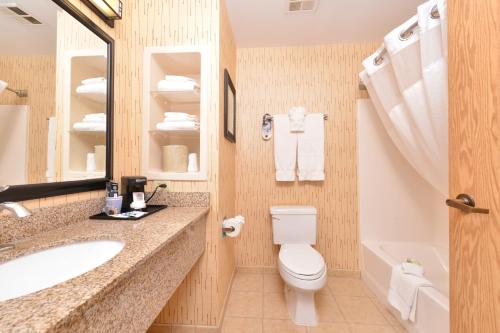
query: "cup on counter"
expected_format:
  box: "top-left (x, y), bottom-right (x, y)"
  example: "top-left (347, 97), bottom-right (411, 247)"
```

top-left (104, 196), bottom-right (123, 215)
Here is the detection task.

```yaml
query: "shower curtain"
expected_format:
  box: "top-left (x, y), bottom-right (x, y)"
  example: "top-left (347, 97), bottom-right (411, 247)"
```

top-left (360, 0), bottom-right (448, 196)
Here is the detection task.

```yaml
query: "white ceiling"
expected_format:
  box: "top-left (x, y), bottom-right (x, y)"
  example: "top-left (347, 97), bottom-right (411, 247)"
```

top-left (0, 0), bottom-right (59, 55)
top-left (226, 0), bottom-right (427, 47)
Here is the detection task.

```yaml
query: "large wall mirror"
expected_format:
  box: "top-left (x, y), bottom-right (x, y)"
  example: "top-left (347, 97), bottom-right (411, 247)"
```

top-left (0, 0), bottom-right (114, 201)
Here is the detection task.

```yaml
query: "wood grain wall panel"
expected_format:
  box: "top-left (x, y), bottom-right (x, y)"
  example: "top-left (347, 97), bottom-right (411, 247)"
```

top-left (0, 56), bottom-right (56, 184)
top-left (234, 44), bottom-right (376, 271)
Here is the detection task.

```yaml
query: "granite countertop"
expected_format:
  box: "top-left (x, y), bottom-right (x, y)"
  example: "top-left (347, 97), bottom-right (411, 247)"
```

top-left (0, 206), bottom-right (209, 332)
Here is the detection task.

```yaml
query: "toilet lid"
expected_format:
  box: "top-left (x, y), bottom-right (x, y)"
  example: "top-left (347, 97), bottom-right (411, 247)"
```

top-left (279, 244), bottom-right (325, 277)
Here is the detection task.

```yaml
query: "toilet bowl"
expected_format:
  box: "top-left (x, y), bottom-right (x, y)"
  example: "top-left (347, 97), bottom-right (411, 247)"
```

top-left (270, 206), bottom-right (327, 326)
top-left (278, 244), bottom-right (327, 325)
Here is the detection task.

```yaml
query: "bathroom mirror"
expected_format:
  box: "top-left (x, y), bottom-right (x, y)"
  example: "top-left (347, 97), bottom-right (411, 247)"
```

top-left (0, 0), bottom-right (114, 201)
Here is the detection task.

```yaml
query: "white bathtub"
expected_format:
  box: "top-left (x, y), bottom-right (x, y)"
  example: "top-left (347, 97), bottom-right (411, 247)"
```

top-left (362, 241), bottom-right (449, 333)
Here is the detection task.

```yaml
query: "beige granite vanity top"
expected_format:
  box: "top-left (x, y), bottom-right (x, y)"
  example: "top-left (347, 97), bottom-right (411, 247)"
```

top-left (0, 206), bottom-right (209, 332)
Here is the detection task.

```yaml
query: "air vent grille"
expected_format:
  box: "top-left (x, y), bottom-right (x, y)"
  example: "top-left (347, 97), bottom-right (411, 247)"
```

top-left (0, 3), bottom-right (43, 25)
top-left (286, 0), bottom-right (318, 13)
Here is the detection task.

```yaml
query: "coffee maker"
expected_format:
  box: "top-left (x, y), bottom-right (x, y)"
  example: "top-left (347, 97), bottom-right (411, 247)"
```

top-left (121, 176), bottom-right (147, 211)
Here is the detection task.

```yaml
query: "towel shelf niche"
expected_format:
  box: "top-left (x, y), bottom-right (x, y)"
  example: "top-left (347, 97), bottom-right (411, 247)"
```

top-left (142, 46), bottom-right (208, 181)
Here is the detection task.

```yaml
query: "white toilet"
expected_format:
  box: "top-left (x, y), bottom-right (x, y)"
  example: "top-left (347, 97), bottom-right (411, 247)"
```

top-left (270, 205), bottom-right (327, 326)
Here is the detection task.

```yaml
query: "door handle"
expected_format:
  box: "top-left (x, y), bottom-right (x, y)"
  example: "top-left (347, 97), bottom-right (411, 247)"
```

top-left (446, 193), bottom-right (489, 214)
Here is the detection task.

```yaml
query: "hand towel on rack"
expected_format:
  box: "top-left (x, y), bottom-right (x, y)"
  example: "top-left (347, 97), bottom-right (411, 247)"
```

top-left (289, 106), bottom-right (306, 132)
top-left (274, 114), bottom-right (297, 181)
top-left (297, 113), bottom-right (325, 181)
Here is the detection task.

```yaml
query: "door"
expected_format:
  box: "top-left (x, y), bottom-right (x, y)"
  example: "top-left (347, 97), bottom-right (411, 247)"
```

top-left (449, 0), bottom-right (500, 332)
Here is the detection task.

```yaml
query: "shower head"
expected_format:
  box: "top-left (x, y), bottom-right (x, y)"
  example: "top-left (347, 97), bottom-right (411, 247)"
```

top-left (0, 80), bottom-right (28, 97)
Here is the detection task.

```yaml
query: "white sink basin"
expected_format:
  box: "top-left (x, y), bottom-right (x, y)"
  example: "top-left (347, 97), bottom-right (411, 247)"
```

top-left (0, 240), bottom-right (124, 302)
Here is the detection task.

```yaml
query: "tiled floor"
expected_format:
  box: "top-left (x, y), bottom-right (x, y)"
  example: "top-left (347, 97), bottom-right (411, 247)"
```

top-left (220, 270), bottom-right (407, 333)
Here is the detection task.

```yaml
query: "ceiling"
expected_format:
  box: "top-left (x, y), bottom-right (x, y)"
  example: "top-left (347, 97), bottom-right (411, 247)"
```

top-left (226, 0), bottom-right (427, 47)
top-left (0, 0), bottom-right (59, 55)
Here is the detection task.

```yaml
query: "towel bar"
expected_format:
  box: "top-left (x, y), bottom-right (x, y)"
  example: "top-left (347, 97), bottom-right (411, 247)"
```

top-left (263, 113), bottom-right (328, 122)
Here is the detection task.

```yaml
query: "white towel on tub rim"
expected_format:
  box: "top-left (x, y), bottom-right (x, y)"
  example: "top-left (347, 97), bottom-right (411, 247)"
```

top-left (388, 264), bottom-right (433, 321)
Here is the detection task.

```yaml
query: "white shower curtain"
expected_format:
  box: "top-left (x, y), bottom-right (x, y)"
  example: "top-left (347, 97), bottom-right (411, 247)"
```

top-left (360, 0), bottom-right (448, 196)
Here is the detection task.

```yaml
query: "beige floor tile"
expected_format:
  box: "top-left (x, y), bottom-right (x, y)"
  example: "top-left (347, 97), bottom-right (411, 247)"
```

top-left (147, 325), bottom-right (171, 333)
top-left (221, 317), bottom-right (263, 333)
top-left (195, 327), bottom-right (219, 333)
top-left (391, 325), bottom-right (408, 333)
top-left (316, 295), bottom-right (345, 323)
top-left (226, 291), bottom-right (263, 318)
top-left (328, 277), bottom-right (370, 297)
top-left (171, 326), bottom-right (195, 333)
top-left (232, 272), bottom-right (263, 292)
top-left (263, 319), bottom-right (306, 333)
top-left (263, 273), bottom-right (284, 293)
top-left (368, 296), bottom-right (401, 326)
top-left (350, 324), bottom-right (397, 333)
top-left (307, 323), bottom-right (351, 333)
top-left (336, 296), bottom-right (388, 325)
top-left (263, 292), bottom-right (290, 319)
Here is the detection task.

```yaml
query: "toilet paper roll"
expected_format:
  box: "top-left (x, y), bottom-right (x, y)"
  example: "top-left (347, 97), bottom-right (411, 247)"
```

top-left (223, 215), bottom-right (245, 238)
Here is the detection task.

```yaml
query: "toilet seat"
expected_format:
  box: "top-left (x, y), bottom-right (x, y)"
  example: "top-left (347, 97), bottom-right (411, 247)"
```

top-left (279, 244), bottom-right (326, 281)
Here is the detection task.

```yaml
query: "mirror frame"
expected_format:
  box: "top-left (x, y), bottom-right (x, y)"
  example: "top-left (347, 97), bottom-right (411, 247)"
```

top-left (0, 0), bottom-right (114, 202)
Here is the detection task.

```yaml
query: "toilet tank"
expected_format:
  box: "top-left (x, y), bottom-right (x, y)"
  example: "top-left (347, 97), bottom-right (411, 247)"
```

top-left (270, 206), bottom-right (317, 245)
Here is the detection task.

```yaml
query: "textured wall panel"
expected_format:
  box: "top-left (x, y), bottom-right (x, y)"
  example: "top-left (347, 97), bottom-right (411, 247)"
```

top-left (234, 44), bottom-right (376, 271)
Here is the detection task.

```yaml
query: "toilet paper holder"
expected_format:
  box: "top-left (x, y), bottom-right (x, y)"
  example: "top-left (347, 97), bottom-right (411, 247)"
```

top-left (221, 215), bottom-right (245, 238)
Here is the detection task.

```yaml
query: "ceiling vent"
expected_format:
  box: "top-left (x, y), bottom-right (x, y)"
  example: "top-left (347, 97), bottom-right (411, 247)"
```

top-left (286, 0), bottom-right (318, 13)
top-left (0, 3), bottom-right (43, 25)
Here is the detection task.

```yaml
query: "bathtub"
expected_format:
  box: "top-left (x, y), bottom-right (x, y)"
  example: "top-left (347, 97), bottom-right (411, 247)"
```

top-left (362, 241), bottom-right (449, 333)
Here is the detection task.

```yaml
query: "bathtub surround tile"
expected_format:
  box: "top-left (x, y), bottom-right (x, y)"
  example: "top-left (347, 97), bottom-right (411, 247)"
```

top-left (221, 317), bottom-right (262, 333)
top-left (336, 296), bottom-right (388, 325)
top-left (328, 277), bottom-right (371, 297)
top-left (315, 295), bottom-right (345, 323)
top-left (306, 323), bottom-right (351, 333)
top-left (263, 319), bottom-right (306, 333)
top-left (225, 291), bottom-right (263, 318)
top-left (232, 272), bottom-right (263, 292)
top-left (263, 292), bottom-right (289, 319)
top-left (263, 273), bottom-right (284, 293)
top-left (0, 207), bottom-right (209, 331)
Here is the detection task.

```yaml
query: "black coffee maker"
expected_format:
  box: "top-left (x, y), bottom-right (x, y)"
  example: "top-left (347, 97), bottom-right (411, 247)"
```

top-left (121, 176), bottom-right (147, 211)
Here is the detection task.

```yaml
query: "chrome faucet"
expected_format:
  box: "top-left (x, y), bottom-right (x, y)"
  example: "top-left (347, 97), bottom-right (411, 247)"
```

top-left (0, 186), bottom-right (32, 218)
top-left (0, 202), bottom-right (32, 218)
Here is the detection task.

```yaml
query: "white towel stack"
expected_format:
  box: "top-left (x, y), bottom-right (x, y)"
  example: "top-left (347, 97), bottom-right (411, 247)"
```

top-left (156, 112), bottom-right (199, 131)
top-left (157, 75), bottom-right (199, 92)
top-left (76, 77), bottom-right (107, 95)
top-left (73, 113), bottom-right (106, 132)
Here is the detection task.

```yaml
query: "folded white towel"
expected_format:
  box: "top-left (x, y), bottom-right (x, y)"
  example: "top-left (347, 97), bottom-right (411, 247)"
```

top-left (82, 77), bottom-right (105, 85)
top-left (163, 118), bottom-right (199, 124)
top-left (289, 106), bottom-right (306, 132)
top-left (402, 262), bottom-right (424, 277)
top-left (73, 122), bottom-right (106, 132)
top-left (157, 80), bottom-right (199, 92)
top-left (297, 113), bottom-right (325, 181)
top-left (76, 82), bottom-right (107, 103)
top-left (388, 265), bottom-right (432, 322)
top-left (83, 113), bottom-right (106, 123)
top-left (156, 122), bottom-right (200, 131)
top-left (164, 75), bottom-right (196, 82)
top-left (164, 112), bottom-right (198, 120)
top-left (274, 114), bottom-right (297, 181)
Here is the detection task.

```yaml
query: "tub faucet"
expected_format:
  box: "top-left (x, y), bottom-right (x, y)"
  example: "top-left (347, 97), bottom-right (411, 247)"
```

top-left (0, 186), bottom-right (31, 218)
